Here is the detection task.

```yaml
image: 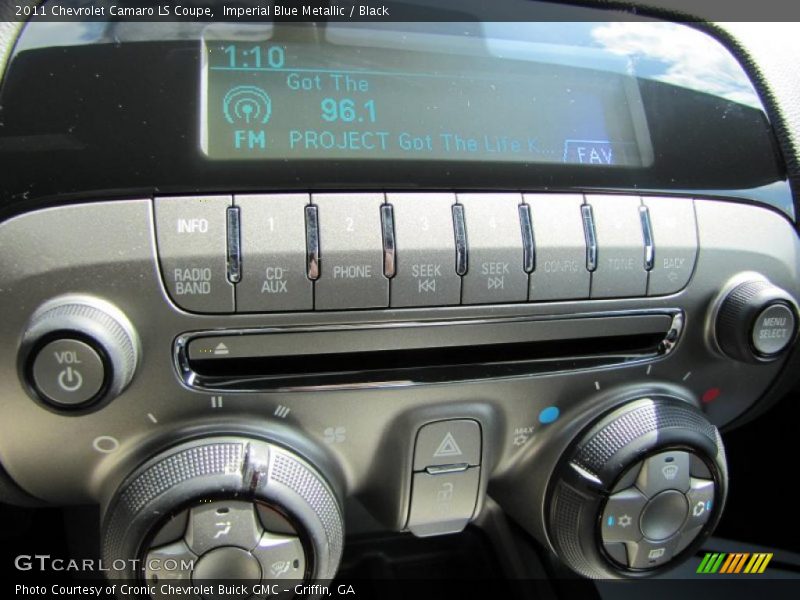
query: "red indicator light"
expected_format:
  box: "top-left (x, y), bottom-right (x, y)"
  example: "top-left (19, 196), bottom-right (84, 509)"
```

top-left (701, 388), bottom-right (721, 404)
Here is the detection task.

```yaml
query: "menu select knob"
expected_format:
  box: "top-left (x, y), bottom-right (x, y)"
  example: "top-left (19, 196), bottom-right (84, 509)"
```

top-left (715, 279), bottom-right (798, 363)
top-left (21, 296), bottom-right (138, 409)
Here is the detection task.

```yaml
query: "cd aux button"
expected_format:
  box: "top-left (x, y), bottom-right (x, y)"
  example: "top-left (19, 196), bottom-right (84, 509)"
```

top-left (457, 193), bottom-right (528, 304)
top-left (525, 194), bottom-right (590, 301)
top-left (313, 193), bottom-right (389, 310)
top-left (388, 193), bottom-right (460, 307)
top-left (235, 194), bottom-right (312, 312)
top-left (155, 195), bottom-right (234, 313)
top-left (586, 195), bottom-right (648, 298)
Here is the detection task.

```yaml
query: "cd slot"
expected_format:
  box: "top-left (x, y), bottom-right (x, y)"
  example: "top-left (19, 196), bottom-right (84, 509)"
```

top-left (177, 313), bottom-right (681, 391)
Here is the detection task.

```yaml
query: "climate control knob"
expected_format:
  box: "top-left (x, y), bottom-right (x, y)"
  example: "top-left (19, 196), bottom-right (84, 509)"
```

top-left (715, 279), bottom-right (798, 363)
top-left (101, 437), bottom-right (343, 592)
top-left (547, 397), bottom-right (727, 578)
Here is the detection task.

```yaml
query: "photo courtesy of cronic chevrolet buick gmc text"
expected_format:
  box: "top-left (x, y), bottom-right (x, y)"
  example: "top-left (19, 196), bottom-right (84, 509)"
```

top-left (0, 1), bottom-right (799, 599)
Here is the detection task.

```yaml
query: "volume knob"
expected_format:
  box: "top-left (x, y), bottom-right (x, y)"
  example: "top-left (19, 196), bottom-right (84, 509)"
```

top-left (715, 279), bottom-right (798, 363)
top-left (20, 296), bottom-right (138, 409)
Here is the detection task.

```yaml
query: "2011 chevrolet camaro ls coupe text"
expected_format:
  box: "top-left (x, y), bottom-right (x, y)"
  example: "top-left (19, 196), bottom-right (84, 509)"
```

top-left (0, 1), bottom-right (798, 599)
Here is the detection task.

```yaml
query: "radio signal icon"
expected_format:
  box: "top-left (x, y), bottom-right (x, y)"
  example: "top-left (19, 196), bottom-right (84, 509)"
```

top-left (223, 85), bottom-right (272, 125)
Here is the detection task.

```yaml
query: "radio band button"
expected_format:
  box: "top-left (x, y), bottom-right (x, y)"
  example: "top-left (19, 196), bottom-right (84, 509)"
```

top-left (155, 195), bottom-right (234, 313)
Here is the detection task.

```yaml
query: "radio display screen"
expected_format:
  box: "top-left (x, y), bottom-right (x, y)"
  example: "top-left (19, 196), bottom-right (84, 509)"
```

top-left (201, 24), bottom-right (653, 167)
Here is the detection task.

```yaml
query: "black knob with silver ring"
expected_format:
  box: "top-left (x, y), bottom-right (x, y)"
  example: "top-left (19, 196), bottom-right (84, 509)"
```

top-left (101, 437), bottom-right (344, 597)
top-left (714, 278), bottom-right (798, 363)
top-left (19, 295), bottom-right (138, 411)
top-left (546, 397), bottom-right (727, 578)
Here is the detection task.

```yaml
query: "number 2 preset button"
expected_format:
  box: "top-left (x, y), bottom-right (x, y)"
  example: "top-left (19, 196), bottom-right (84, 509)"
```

top-left (312, 193), bottom-right (389, 310)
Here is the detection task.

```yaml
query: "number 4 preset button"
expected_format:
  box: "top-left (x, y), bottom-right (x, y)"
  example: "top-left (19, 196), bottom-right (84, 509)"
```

top-left (457, 193), bottom-right (528, 304)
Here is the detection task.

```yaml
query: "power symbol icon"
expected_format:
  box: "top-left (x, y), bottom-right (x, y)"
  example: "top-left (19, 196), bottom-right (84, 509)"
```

top-left (57, 366), bottom-right (84, 392)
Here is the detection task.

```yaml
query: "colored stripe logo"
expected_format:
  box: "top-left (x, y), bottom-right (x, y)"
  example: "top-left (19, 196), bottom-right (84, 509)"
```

top-left (697, 552), bottom-right (773, 574)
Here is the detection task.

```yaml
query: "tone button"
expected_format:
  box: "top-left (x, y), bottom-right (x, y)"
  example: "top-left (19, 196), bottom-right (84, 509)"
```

top-left (586, 195), bottom-right (648, 298)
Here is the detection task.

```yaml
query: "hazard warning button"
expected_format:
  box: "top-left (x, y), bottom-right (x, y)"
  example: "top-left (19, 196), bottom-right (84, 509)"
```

top-left (413, 419), bottom-right (482, 470)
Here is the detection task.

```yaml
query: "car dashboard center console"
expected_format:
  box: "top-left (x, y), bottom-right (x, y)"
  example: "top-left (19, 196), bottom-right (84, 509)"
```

top-left (0, 3), bottom-right (798, 591)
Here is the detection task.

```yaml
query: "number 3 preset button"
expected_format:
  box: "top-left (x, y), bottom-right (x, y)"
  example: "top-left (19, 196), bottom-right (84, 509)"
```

top-left (387, 193), bottom-right (460, 308)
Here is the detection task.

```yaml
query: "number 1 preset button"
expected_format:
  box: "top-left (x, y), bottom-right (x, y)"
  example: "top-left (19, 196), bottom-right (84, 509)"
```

top-left (235, 194), bottom-right (312, 312)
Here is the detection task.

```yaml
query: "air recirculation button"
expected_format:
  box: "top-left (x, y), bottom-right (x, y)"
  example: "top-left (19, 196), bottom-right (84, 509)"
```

top-left (600, 451), bottom-right (714, 570)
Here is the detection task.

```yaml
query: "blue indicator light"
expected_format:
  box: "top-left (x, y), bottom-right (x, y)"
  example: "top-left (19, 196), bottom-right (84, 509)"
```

top-left (607, 516), bottom-right (615, 527)
top-left (706, 500), bottom-right (712, 511)
top-left (539, 406), bottom-right (560, 424)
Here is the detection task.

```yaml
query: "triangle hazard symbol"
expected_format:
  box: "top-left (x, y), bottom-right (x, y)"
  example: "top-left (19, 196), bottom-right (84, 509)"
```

top-left (433, 432), bottom-right (463, 458)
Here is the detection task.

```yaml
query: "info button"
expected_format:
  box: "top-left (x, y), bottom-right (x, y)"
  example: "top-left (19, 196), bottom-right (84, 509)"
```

top-left (155, 196), bottom-right (234, 313)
